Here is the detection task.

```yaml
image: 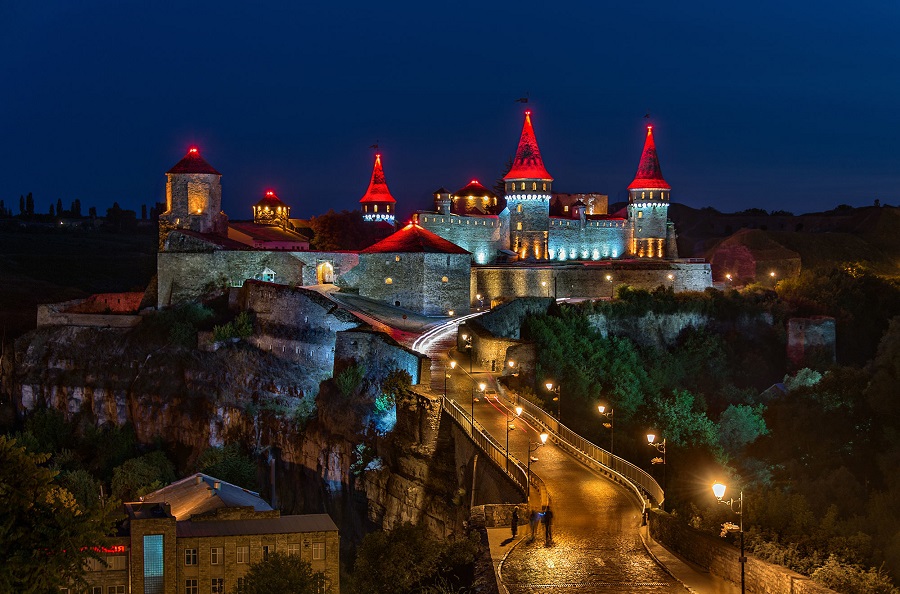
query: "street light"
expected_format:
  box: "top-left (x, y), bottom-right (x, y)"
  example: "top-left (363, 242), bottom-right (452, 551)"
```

top-left (472, 381), bottom-right (486, 431)
top-left (506, 406), bottom-right (524, 471)
top-left (712, 481), bottom-right (745, 594)
top-left (541, 280), bottom-right (549, 297)
top-left (598, 405), bottom-right (614, 453)
top-left (545, 382), bottom-right (561, 421)
top-left (605, 274), bottom-right (613, 299)
top-left (444, 359), bottom-right (456, 397)
top-left (526, 432), bottom-right (549, 505)
top-left (461, 333), bottom-right (472, 373)
top-left (647, 433), bottom-right (667, 507)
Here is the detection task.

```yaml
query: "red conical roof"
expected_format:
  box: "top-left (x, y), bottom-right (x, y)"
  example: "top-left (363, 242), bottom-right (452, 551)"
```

top-left (361, 223), bottom-right (470, 254)
top-left (628, 126), bottom-right (670, 190)
top-left (359, 153), bottom-right (397, 204)
top-left (167, 147), bottom-right (221, 175)
top-left (503, 111), bottom-right (553, 181)
top-left (253, 190), bottom-right (289, 210)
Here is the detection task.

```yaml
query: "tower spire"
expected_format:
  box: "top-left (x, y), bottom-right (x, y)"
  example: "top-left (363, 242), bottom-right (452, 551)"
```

top-left (628, 126), bottom-right (670, 190)
top-left (360, 153), bottom-right (396, 224)
top-left (503, 111), bottom-right (553, 181)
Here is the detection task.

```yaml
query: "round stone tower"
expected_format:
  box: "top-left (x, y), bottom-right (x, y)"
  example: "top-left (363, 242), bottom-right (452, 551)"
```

top-left (504, 110), bottom-right (553, 260)
top-left (359, 153), bottom-right (397, 225)
top-left (626, 126), bottom-right (672, 259)
top-left (433, 187), bottom-right (451, 215)
top-left (158, 147), bottom-right (228, 250)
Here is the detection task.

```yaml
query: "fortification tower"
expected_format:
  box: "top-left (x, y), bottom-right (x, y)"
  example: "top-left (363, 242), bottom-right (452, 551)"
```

top-left (158, 147), bottom-right (227, 250)
top-left (360, 153), bottom-right (396, 224)
top-left (627, 126), bottom-right (675, 258)
top-left (253, 190), bottom-right (290, 229)
top-left (503, 110), bottom-right (553, 260)
top-left (433, 187), bottom-right (451, 215)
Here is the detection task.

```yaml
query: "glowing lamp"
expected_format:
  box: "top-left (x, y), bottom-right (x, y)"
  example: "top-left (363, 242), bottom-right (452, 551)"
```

top-left (476, 294), bottom-right (482, 300)
top-left (508, 360), bottom-right (515, 367)
top-left (461, 334), bottom-right (468, 341)
top-left (712, 482), bottom-right (727, 500)
top-left (598, 405), bottom-right (606, 414)
top-left (667, 274), bottom-right (674, 280)
top-left (646, 433), bottom-right (655, 444)
top-left (605, 275), bottom-right (612, 281)
top-left (769, 271), bottom-right (776, 277)
top-left (515, 406), bottom-right (523, 416)
top-left (545, 382), bottom-right (554, 391)
top-left (525, 110), bottom-right (532, 116)
top-left (266, 190), bottom-right (274, 197)
top-left (479, 382), bottom-right (486, 392)
top-left (448, 310), bottom-right (454, 316)
top-left (726, 273), bottom-right (732, 280)
top-left (539, 432), bottom-right (548, 444)
top-left (188, 147), bottom-right (198, 154)
top-left (450, 360), bottom-right (457, 370)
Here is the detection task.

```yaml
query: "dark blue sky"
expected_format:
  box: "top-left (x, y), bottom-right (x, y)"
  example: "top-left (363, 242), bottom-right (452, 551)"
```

top-left (2, 1), bottom-right (899, 221)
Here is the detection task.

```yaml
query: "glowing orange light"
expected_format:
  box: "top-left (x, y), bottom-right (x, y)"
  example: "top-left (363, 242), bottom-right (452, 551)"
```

top-left (188, 147), bottom-right (198, 154)
top-left (525, 110), bottom-right (531, 116)
top-left (471, 179), bottom-right (478, 184)
top-left (266, 190), bottom-right (275, 197)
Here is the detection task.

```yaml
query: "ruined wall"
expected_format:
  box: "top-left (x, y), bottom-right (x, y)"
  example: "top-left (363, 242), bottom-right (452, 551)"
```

top-left (472, 261), bottom-right (712, 304)
top-left (334, 329), bottom-right (430, 386)
top-left (649, 510), bottom-right (838, 594)
top-left (787, 316), bottom-right (836, 369)
top-left (474, 297), bottom-right (553, 339)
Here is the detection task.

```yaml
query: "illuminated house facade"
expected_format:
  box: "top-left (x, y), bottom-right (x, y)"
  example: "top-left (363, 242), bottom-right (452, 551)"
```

top-left (76, 474), bottom-right (339, 594)
top-left (416, 112), bottom-right (678, 263)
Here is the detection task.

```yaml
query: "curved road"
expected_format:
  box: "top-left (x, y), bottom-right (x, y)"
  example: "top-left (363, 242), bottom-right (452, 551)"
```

top-left (413, 321), bottom-right (685, 593)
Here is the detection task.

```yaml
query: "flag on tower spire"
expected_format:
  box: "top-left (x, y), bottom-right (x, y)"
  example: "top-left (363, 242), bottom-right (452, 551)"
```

top-left (628, 126), bottom-right (670, 190)
top-left (359, 153), bottom-right (397, 204)
top-left (503, 111), bottom-right (553, 181)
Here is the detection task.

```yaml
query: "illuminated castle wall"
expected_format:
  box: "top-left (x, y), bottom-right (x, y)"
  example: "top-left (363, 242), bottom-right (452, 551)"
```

top-left (417, 113), bottom-right (676, 264)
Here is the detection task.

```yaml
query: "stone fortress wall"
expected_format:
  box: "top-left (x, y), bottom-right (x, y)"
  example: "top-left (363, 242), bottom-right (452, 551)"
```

top-left (547, 218), bottom-right (629, 261)
top-left (334, 329), bottom-right (430, 387)
top-left (415, 211), bottom-right (508, 265)
top-left (358, 252), bottom-right (471, 316)
top-left (472, 260), bottom-right (712, 305)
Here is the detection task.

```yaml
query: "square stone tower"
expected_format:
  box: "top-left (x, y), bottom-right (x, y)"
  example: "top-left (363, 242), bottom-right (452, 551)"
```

top-left (158, 147), bottom-right (228, 250)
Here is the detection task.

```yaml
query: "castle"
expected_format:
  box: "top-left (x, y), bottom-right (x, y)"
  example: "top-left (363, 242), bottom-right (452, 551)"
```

top-left (154, 112), bottom-right (711, 315)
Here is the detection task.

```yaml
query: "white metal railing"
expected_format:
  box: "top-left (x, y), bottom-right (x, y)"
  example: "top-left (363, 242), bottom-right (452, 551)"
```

top-left (441, 396), bottom-right (530, 495)
top-left (508, 392), bottom-right (664, 508)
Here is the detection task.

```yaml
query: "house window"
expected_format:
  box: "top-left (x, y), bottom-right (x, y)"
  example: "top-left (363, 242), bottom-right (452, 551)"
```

top-left (107, 588), bottom-right (125, 594)
top-left (563, 205), bottom-right (569, 212)
top-left (185, 549), bottom-right (197, 566)
top-left (185, 581), bottom-right (199, 594)
top-left (312, 542), bottom-right (326, 560)
top-left (143, 535), bottom-right (164, 594)
top-left (287, 543), bottom-right (300, 556)
top-left (210, 547), bottom-right (223, 565)
top-left (387, 205), bottom-right (391, 212)
top-left (91, 588), bottom-right (102, 594)
top-left (107, 556), bottom-right (126, 571)
top-left (211, 578), bottom-right (224, 594)
top-left (262, 545), bottom-right (271, 561)
top-left (385, 278), bottom-right (392, 284)
top-left (236, 546), bottom-right (249, 564)
top-left (85, 558), bottom-right (103, 572)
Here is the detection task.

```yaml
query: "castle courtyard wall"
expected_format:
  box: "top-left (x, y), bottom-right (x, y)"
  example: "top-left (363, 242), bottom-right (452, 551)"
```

top-left (358, 252), bottom-right (471, 316)
top-left (417, 213), bottom-right (505, 265)
top-left (547, 219), bottom-right (628, 261)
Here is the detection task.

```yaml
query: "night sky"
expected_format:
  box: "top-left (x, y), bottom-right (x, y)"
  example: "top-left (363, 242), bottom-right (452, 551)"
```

top-left (3, 1), bottom-right (899, 222)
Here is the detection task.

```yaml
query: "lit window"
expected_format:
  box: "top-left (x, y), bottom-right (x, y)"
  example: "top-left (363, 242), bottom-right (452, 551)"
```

top-left (107, 556), bottom-right (126, 571)
top-left (143, 535), bottom-right (164, 594)
top-left (236, 546), bottom-right (249, 564)
top-left (517, 204), bottom-right (522, 213)
top-left (441, 276), bottom-right (448, 283)
top-left (564, 205), bottom-right (569, 212)
top-left (637, 211), bottom-right (643, 219)
top-left (374, 205), bottom-right (378, 212)
top-left (642, 192), bottom-right (645, 199)
top-left (85, 558), bottom-right (103, 571)
top-left (543, 183), bottom-right (547, 191)
top-left (210, 547), bottom-right (222, 565)
top-left (521, 182), bottom-right (525, 190)
top-left (211, 578), bottom-right (224, 594)
top-left (650, 191), bottom-right (653, 199)
top-left (287, 543), bottom-right (300, 556)
top-left (387, 205), bottom-right (391, 212)
top-left (532, 182), bottom-right (537, 190)
top-left (395, 255), bottom-right (401, 262)
top-left (185, 581), bottom-right (198, 594)
top-left (312, 542), bottom-right (326, 560)
top-left (184, 549), bottom-right (197, 566)
top-left (385, 278), bottom-right (392, 284)
top-left (516, 222), bottom-right (522, 230)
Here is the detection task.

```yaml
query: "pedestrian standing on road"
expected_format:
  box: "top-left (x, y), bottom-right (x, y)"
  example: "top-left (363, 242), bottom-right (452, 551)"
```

top-left (511, 507), bottom-right (519, 538)
top-left (529, 509), bottom-right (540, 542)
top-left (542, 505), bottom-right (554, 546)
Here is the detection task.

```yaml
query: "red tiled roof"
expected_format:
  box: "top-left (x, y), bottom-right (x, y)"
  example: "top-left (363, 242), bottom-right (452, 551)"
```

top-left (167, 147), bottom-right (221, 175)
top-left (361, 223), bottom-right (470, 254)
top-left (253, 190), bottom-right (289, 210)
top-left (504, 111), bottom-right (553, 181)
top-left (359, 153), bottom-right (397, 204)
top-left (628, 126), bottom-right (670, 190)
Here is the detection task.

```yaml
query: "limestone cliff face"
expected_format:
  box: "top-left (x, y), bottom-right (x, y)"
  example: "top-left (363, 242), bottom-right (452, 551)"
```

top-left (4, 324), bottom-right (467, 546)
top-left (588, 311), bottom-right (774, 350)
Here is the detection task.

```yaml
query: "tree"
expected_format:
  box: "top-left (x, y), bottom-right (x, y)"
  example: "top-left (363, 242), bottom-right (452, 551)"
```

top-left (19, 194), bottom-right (24, 215)
top-left (0, 436), bottom-right (118, 593)
top-left (236, 552), bottom-right (324, 594)
top-left (56, 198), bottom-right (63, 217)
top-left (194, 443), bottom-right (258, 490)
top-left (110, 450), bottom-right (176, 501)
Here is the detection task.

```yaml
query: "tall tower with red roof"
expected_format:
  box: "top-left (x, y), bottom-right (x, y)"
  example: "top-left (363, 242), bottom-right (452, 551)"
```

top-left (158, 147), bottom-right (228, 250)
top-left (359, 153), bottom-right (397, 225)
top-left (503, 111), bottom-right (553, 260)
top-left (626, 126), bottom-right (676, 258)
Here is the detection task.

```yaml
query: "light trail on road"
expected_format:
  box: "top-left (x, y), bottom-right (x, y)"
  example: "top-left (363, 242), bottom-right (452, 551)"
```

top-left (410, 311), bottom-right (484, 354)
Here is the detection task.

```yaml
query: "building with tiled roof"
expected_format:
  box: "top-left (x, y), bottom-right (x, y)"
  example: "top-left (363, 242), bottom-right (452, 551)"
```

top-left (79, 474), bottom-right (339, 594)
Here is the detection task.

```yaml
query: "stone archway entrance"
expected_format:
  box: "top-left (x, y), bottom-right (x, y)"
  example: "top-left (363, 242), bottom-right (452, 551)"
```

top-left (316, 261), bottom-right (334, 284)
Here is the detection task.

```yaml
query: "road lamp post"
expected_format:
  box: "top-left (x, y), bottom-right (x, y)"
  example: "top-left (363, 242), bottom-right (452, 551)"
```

top-left (506, 405), bottom-right (523, 472)
top-left (461, 333), bottom-right (472, 373)
top-left (647, 433), bottom-right (667, 507)
top-left (471, 381), bottom-right (485, 433)
top-left (545, 382), bottom-right (561, 421)
top-left (444, 360), bottom-right (456, 398)
top-left (605, 274), bottom-right (613, 299)
top-left (526, 432), bottom-right (549, 505)
top-left (712, 481), bottom-right (745, 594)
top-left (598, 405), bottom-right (614, 453)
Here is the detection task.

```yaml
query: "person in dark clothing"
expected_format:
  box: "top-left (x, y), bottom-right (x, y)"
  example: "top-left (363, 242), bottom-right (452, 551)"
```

top-left (511, 507), bottom-right (519, 538)
top-left (542, 505), bottom-right (553, 546)
top-left (529, 509), bottom-right (540, 542)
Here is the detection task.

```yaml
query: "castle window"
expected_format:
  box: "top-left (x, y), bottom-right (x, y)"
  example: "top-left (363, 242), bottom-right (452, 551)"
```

top-left (387, 205), bottom-right (391, 212)
top-left (395, 255), bottom-right (401, 262)
top-left (638, 211), bottom-right (643, 218)
top-left (532, 182), bottom-right (537, 190)
top-left (441, 276), bottom-right (448, 283)
top-left (374, 205), bottom-right (378, 212)
top-left (642, 192), bottom-right (645, 199)
top-left (521, 182), bottom-right (525, 190)
top-left (650, 192), bottom-right (653, 199)
top-left (446, 256), bottom-right (450, 266)
top-left (385, 278), bottom-right (393, 284)
top-left (517, 204), bottom-right (522, 213)
top-left (516, 222), bottom-right (522, 230)
top-left (422, 216), bottom-right (427, 222)
top-left (543, 183), bottom-right (547, 191)
top-left (564, 205), bottom-right (569, 212)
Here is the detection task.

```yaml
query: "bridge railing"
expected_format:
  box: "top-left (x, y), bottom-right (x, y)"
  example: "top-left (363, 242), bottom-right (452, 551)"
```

top-left (441, 396), bottom-right (533, 497)
top-left (507, 392), bottom-right (664, 508)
